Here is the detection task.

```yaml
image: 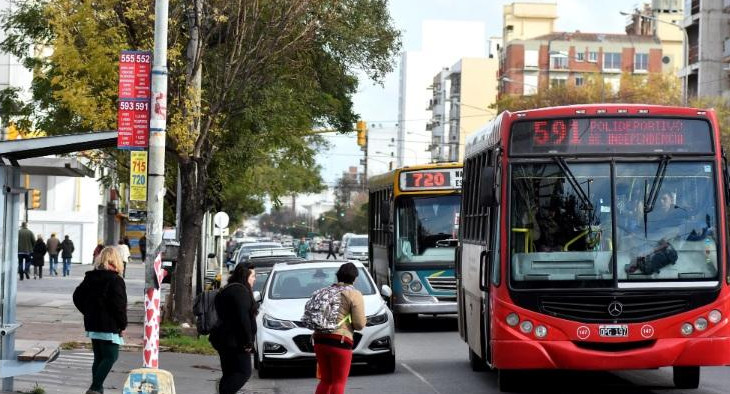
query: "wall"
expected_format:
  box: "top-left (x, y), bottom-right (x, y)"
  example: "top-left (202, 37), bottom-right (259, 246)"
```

top-left (503, 2), bottom-right (558, 42)
top-left (457, 58), bottom-right (498, 161)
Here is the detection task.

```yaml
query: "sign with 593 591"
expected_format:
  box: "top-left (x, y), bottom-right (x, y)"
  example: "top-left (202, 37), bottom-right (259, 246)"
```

top-left (117, 99), bottom-right (150, 149)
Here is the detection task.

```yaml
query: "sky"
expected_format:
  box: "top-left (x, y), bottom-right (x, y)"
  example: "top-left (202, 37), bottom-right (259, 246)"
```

top-left (315, 0), bottom-right (643, 186)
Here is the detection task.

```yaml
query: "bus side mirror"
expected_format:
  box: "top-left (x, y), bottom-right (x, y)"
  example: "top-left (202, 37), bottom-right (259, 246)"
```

top-left (381, 201), bottom-right (391, 226)
top-left (479, 166), bottom-right (499, 207)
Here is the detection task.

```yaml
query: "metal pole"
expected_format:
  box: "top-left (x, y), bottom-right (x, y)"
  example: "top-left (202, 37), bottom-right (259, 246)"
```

top-left (143, 0), bottom-right (168, 369)
top-left (682, 28), bottom-right (689, 106)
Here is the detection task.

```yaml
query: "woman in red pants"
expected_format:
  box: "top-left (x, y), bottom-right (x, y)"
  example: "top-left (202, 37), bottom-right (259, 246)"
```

top-left (313, 263), bottom-right (366, 394)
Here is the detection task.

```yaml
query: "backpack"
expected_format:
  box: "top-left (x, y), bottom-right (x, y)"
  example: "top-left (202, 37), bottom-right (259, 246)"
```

top-left (193, 283), bottom-right (243, 335)
top-left (301, 284), bottom-right (353, 332)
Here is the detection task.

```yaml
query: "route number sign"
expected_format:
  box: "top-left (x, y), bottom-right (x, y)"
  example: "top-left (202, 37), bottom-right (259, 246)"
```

top-left (130, 151), bottom-right (148, 201)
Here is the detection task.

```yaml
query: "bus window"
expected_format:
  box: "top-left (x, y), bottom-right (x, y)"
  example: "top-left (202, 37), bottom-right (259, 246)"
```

top-left (617, 162), bottom-right (718, 283)
top-left (396, 195), bottom-right (460, 263)
top-left (510, 163), bottom-right (613, 287)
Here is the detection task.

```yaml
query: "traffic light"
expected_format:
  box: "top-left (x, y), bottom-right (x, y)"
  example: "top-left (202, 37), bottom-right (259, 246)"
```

top-left (30, 189), bottom-right (41, 209)
top-left (356, 120), bottom-right (367, 147)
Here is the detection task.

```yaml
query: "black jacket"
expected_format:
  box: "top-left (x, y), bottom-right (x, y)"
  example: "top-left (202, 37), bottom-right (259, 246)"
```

top-left (32, 239), bottom-right (47, 267)
top-left (60, 239), bottom-right (75, 259)
top-left (209, 283), bottom-right (257, 352)
top-left (73, 270), bottom-right (128, 334)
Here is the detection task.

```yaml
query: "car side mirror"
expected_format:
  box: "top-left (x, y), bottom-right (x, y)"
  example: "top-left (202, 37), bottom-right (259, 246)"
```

top-left (479, 166), bottom-right (499, 207)
top-left (253, 291), bottom-right (262, 303)
top-left (380, 284), bottom-right (392, 298)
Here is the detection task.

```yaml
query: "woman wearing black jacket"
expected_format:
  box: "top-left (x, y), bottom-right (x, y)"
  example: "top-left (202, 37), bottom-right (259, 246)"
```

top-left (32, 234), bottom-right (47, 279)
top-left (73, 247), bottom-right (127, 394)
top-left (209, 263), bottom-right (258, 394)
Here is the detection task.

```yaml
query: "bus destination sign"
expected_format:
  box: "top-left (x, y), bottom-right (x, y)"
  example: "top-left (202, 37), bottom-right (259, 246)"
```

top-left (510, 117), bottom-right (712, 155)
top-left (400, 168), bottom-right (462, 191)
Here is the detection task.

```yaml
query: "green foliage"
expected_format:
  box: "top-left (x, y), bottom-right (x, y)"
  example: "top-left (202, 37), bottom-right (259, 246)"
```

top-left (159, 324), bottom-right (216, 355)
top-left (689, 96), bottom-right (730, 150)
top-left (25, 383), bottom-right (45, 394)
top-left (493, 72), bottom-right (681, 113)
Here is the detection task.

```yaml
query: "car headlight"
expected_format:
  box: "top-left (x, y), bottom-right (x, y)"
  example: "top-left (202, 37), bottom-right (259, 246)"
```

top-left (366, 312), bottom-right (389, 327)
top-left (262, 314), bottom-right (296, 330)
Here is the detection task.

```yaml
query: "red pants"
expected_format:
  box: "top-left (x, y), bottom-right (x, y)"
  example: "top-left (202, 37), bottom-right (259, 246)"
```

top-left (314, 343), bottom-right (353, 394)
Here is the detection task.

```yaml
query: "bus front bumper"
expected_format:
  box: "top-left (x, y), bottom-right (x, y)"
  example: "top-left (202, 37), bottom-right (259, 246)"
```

top-left (393, 294), bottom-right (457, 315)
top-left (493, 337), bottom-right (730, 370)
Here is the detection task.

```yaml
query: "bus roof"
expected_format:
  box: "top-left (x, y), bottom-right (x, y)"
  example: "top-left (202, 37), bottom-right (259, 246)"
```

top-left (368, 162), bottom-right (462, 192)
top-left (465, 104), bottom-right (716, 158)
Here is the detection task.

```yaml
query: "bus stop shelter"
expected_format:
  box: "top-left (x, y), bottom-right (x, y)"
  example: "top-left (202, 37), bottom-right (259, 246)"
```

top-left (0, 131), bottom-right (116, 391)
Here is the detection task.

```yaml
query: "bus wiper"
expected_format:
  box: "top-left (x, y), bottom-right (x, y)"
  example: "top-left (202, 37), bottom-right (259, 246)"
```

top-left (553, 157), bottom-right (593, 213)
top-left (643, 155), bottom-right (671, 238)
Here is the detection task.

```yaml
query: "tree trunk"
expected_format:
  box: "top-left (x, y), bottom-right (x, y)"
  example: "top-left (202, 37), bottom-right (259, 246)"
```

top-left (171, 158), bottom-right (207, 323)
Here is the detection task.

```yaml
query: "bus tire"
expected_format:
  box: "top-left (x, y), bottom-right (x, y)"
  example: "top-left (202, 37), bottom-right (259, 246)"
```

top-left (395, 314), bottom-right (417, 329)
top-left (673, 366), bottom-right (700, 389)
top-left (469, 348), bottom-right (487, 372)
top-left (497, 369), bottom-right (520, 392)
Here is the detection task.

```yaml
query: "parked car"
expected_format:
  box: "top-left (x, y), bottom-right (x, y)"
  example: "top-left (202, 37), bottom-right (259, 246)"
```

top-left (161, 228), bottom-right (179, 284)
top-left (344, 235), bottom-right (368, 263)
top-left (339, 233), bottom-right (355, 256)
top-left (253, 260), bottom-right (395, 377)
top-left (232, 242), bottom-right (283, 269)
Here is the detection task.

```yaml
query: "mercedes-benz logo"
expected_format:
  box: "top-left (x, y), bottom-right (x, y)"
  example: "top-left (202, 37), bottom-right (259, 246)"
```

top-left (608, 301), bottom-right (624, 317)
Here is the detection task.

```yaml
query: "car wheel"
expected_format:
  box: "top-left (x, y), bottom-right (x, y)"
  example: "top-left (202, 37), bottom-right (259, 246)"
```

top-left (673, 366), bottom-right (700, 389)
top-left (468, 348), bottom-right (487, 372)
top-left (253, 351), bottom-right (260, 369)
top-left (377, 353), bottom-right (396, 374)
top-left (257, 357), bottom-right (274, 379)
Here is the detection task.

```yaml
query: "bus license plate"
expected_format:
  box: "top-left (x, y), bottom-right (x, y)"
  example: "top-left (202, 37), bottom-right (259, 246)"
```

top-left (599, 325), bottom-right (628, 337)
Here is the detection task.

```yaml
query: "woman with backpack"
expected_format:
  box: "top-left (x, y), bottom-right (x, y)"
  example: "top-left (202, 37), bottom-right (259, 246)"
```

top-left (209, 263), bottom-right (258, 394)
top-left (72, 246), bottom-right (127, 394)
top-left (312, 262), bottom-right (366, 394)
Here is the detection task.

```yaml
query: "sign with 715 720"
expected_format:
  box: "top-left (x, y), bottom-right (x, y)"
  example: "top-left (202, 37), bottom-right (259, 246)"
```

top-left (130, 151), bottom-right (148, 202)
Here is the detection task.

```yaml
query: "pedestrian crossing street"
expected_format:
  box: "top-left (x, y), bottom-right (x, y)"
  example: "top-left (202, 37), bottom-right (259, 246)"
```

top-left (15, 351), bottom-right (95, 392)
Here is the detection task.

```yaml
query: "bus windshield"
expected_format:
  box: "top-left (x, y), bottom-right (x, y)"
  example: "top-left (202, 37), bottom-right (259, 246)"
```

top-left (510, 161), bottom-right (719, 288)
top-left (396, 195), bottom-right (460, 263)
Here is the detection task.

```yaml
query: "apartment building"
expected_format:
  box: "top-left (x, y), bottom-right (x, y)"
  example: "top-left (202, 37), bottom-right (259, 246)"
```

top-left (500, 32), bottom-right (664, 96)
top-left (685, 0), bottom-right (730, 99)
top-left (427, 39), bottom-right (500, 163)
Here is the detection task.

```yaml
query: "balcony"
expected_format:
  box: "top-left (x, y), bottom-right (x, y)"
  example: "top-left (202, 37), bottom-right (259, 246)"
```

top-left (686, 0), bottom-right (699, 16)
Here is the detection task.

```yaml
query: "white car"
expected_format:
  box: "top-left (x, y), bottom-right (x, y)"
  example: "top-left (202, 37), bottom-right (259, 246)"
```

top-left (254, 260), bottom-right (395, 377)
top-left (344, 235), bottom-right (368, 262)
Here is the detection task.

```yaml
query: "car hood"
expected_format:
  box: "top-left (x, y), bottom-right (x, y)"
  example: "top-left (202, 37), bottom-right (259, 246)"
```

top-left (262, 294), bottom-right (386, 322)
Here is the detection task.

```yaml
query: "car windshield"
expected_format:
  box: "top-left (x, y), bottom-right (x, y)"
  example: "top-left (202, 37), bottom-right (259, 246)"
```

top-left (510, 162), bottom-right (613, 288)
top-left (348, 237), bottom-right (367, 247)
top-left (396, 195), bottom-right (460, 263)
top-left (510, 161), bottom-right (719, 288)
top-left (268, 267), bottom-right (375, 299)
top-left (616, 162), bottom-right (718, 283)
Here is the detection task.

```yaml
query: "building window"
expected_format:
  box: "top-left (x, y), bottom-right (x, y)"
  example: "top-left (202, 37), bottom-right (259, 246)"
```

top-left (603, 52), bottom-right (621, 70)
top-left (550, 56), bottom-right (568, 70)
top-left (524, 50), bottom-right (538, 68)
top-left (588, 51), bottom-right (598, 62)
top-left (635, 53), bottom-right (648, 72)
top-left (575, 76), bottom-right (584, 86)
top-left (550, 78), bottom-right (567, 88)
top-left (576, 52), bottom-right (585, 62)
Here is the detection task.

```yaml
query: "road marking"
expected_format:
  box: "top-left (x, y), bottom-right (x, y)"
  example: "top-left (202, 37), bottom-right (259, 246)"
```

top-left (400, 362), bottom-right (441, 394)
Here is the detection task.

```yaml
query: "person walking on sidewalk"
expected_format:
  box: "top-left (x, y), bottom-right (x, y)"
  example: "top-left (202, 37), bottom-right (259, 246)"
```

top-left (17, 222), bottom-right (34, 281)
top-left (139, 234), bottom-right (146, 263)
top-left (311, 263), bottom-right (366, 394)
top-left (60, 235), bottom-right (75, 276)
top-left (73, 246), bottom-right (127, 394)
top-left (46, 233), bottom-right (60, 277)
top-left (297, 237), bottom-right (310, 259)
top-left (209, 263), bottom-right (257, 394)
top-left (93, 240), bottom-right (104, 264)
top-left (117, 239), bottom-right (130, 278)
top-left (32, 234), bottom-right (47, 279)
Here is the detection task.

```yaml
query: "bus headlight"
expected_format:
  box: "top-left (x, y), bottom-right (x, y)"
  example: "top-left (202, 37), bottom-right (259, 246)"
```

top-left (410, 281), bottom-right (423, 292)
top-left (708, 309), bottom-right (722, 324)
top-left (520, 320), bottom-right (533, 334)
top-left (506, 313), bottom-right (519, 327)
top-left (401, 272), bottom-right (413, 284)
top-left (680, 323), bottom-right (694, 336)
top-left (534, 325), bottom-right (548, 338)
top-left (694, 317), bottom-right (708, 331)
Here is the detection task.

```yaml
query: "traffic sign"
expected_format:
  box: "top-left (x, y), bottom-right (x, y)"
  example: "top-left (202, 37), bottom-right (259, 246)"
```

top-left (214, 212), bottom-right (229, 228)
top-left (130, 151), bottom-right (148, 201)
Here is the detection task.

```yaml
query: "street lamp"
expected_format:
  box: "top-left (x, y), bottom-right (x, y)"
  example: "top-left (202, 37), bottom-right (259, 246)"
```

top-left (620, 10), bottom-right (688, 106)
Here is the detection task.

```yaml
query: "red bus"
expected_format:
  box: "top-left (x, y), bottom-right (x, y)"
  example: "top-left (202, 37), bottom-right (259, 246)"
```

top-left (457, 105), bottom-right (730, 391)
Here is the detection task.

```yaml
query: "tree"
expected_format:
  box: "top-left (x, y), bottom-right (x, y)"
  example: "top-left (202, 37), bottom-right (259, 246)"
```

top-left (493, 72), bottom-right (681, 112)
top-left (2, 0), bottom-right (401, 322)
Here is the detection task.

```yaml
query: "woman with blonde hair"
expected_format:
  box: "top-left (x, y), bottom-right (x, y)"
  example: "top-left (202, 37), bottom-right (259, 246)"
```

top-left (73, 246), bottom-right (127, 394)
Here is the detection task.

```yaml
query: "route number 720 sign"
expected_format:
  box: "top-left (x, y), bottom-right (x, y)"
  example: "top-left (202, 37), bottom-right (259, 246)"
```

top-left (130, 151), bottom-right (148, 202)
